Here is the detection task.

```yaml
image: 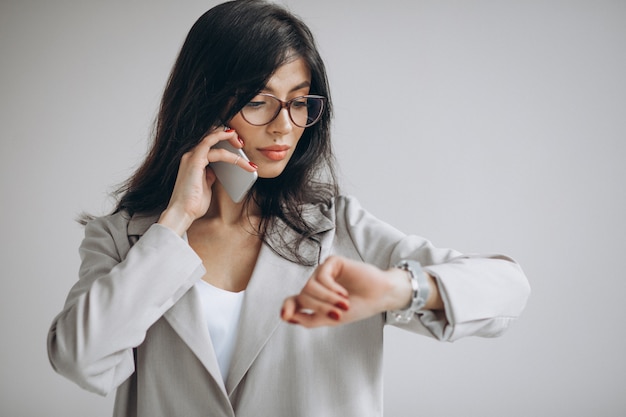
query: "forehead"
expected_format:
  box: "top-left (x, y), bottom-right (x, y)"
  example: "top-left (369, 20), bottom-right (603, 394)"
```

top-left (263, 57), bottom-right (311, 94)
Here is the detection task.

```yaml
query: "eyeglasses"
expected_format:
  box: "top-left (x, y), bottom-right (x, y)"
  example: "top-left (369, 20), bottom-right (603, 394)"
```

top-left (240, 93), bottom-right (327, 128)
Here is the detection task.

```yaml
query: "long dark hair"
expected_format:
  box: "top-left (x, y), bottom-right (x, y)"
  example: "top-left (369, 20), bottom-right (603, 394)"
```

top-left (112, 0), bottom-right (338, 263)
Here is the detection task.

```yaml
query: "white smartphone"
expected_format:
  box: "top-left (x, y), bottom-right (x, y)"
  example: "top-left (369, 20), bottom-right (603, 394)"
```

top-left (210, 140), bottom-right (258, 203)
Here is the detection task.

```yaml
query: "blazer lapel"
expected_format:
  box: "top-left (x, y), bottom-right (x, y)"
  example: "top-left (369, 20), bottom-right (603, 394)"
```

top-left (225, 242), bottom-right (316, 395)
top-left (163, 287), bottom-right (228, 396)
top-left (226, 209), bottom-right (335, 395)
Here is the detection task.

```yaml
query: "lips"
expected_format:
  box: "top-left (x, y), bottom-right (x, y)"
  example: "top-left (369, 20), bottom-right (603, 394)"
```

top-left (258, 145), bottom-right (291, 161)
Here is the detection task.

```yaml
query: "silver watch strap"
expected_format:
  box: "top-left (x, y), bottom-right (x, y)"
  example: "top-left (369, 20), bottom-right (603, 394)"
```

top-left (389, 260), bottom-right (430, 323)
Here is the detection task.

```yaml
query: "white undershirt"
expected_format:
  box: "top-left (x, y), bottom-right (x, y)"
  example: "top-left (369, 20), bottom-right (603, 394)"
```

top-left (195, 279), bottom-right (245, 382)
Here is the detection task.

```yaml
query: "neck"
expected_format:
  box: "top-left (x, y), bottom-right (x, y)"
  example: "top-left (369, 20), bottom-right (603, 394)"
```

top-left (202, 182), bottom-right (261, 227)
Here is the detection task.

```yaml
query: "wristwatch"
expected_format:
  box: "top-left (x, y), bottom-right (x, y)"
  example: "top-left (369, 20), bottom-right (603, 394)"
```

top-left (389, 260), bottom-right (431, 323)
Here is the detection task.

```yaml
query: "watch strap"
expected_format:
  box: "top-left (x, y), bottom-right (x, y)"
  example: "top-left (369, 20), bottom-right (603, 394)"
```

top-left (389, 260), bottom-right (430, 323)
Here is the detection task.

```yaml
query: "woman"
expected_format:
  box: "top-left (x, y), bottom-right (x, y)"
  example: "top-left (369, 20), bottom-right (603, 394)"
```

top-left (47, 1), bottom-right (530, 416)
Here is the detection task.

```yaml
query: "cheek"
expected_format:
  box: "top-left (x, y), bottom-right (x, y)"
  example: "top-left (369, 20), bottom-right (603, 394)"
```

top-left (226, 113), bottom-right (245, 132)
top-left (227, 117), bottom-right (257, 145)
top-left (292, 128), bottom-right (306, 149)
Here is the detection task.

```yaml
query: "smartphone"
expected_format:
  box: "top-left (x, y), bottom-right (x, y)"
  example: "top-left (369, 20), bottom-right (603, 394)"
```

top-left (210, 140), bottom-right (258, 203)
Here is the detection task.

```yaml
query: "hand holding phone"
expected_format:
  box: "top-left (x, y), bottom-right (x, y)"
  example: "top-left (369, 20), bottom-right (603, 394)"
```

top-left (210, 140), bottom-right (258, 203)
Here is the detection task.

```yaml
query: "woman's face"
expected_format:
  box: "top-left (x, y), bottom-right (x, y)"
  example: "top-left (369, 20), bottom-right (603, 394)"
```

top-left (227, 57), bottom-right (311, 179)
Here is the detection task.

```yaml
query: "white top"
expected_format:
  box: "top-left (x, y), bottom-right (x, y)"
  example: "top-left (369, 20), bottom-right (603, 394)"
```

top-left (195, 279), bottom-right (245, 382)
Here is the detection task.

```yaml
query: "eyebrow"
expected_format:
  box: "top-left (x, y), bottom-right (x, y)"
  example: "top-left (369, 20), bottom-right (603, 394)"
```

top-left (262, 81), bottom-right (311, 94)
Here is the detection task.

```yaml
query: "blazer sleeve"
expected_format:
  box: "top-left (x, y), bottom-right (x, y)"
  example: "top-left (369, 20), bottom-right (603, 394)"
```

top-left (334, 195), bottom-right (530, 342)
top-left (47, 214), bottom-right (205, 395)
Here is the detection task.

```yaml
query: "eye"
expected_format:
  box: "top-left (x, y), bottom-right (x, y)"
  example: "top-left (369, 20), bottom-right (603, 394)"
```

top-left (245, 100), bottom-right (266, 110)
top-left (291, 98), bottom-right (308, 109)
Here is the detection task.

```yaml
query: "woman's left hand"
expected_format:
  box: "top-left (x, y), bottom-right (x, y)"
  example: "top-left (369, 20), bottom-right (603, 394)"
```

top-left (280, 256), bottom-right (415, 328)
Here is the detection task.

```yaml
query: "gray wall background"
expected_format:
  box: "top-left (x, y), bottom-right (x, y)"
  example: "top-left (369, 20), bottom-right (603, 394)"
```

top-left (1, 1), bottom-right (624, 416)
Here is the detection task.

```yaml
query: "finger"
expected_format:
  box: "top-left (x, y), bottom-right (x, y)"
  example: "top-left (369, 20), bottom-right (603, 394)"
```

top-left (313, 256), bottom-right (351, 298)
top-left (290, 306), bottom-right (343, 328)
top-left (281, 293), bottom-right (345, 326)
top-left (296, 291), bottom-right (335, 314)
top-left (294, 292), bottom-right (346, 326)
top-left (281, 296), bottom-right (299, 323)
top-left (180, 133), bottom-right (225, 169)
top-left (222, 128), bottom-right (245, 148)
top-left (192, 128), bottom-right (243, 159)
top-left (207, 147), bottom-right (258, 172)
top-left (211, 126), bottom-right (245, 149)
top-left (299, 278), bottom-right (350, 311)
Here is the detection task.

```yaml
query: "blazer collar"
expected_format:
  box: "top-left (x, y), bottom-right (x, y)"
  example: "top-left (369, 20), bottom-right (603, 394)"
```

top-left (226, 205), bottom-right (335, 395)
top-left (127, 212), bottom-right (160, 236)
top-left (156, 240), bottom-right (317, 400)
top-left (225, 242), bottom-right (317, 395)
top-left (162, 287), bottom-right (229, 397)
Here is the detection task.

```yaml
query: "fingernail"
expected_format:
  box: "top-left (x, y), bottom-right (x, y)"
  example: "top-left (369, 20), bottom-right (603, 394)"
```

top-left (249, 161), bottom-right (258, 169)
top-left (327, 311), bottom-right (340, 321)
top-left (335, 301), bottom-right (349, 311)
top-left (225, 128), bottom-right (235, 133)
top-left (238, 137), bottom-right (244, 146)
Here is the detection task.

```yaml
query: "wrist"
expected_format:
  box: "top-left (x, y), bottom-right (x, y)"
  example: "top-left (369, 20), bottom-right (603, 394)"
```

top-left (158, 206), bottom-right (195, 236)
top-left (385, 268), bottom-right (414, 311)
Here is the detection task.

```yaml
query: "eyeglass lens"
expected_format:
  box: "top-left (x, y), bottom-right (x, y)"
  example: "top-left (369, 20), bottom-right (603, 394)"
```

top-left (242, 95), bottom-right (324, 127)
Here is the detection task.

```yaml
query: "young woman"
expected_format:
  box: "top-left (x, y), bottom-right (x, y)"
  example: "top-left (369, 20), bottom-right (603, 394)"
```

top-left (47, 1), bottom-right (530, 416)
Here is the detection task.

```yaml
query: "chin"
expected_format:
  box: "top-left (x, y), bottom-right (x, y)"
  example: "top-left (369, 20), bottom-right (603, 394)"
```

top-left (257, 164), bottom-right (289, 179)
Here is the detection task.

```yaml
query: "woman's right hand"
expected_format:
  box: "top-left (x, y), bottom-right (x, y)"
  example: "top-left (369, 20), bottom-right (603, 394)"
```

top-left (157, 128), bottom-right (257, 235)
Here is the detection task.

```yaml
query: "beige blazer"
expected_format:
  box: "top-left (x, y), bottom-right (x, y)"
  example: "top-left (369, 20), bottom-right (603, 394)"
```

top-left (48, 196), bottom-right (530, 417)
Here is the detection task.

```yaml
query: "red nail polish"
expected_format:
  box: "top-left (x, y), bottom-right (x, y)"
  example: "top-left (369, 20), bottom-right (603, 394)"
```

top-left (238, 137), bottom-right (245, 146)
top-left (225, 128), bottom-right (235, 133)
top-left (249, 161), bottom-right (258, 169)
top-left (335, 301), bottom-right (349, 311)
top-left (327, 311), bottom-right (340, 321)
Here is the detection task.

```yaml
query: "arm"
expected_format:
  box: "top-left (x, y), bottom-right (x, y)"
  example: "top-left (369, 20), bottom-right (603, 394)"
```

top-left (281, 255), bottom-right (443, 327)
top-left (48, 128), bottom-right (257, 394)
top-left (281, 196), bottom-right (530, 340)
top-left (47, 217), bottom-right (204, 395)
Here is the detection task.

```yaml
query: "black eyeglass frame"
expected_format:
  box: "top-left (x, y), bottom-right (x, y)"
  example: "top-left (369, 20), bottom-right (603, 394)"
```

top-left (240, 93), bottom-right (327, 128)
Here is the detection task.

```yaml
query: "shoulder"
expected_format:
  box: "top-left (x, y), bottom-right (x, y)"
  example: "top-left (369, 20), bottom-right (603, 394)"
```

top-left (83, 211), bottom-right (132, 238)
top-left (85, 211), bottom-right (159, 236)
top-left (301, 195), bottom-right (363, 228)
top-left (326, 194), bottom-right (362, 214)
top-left (302, 194), bottom-right (383, 235)
top-left (315, 195), bottom-right (405, 240)
top-left (80, 210), bottom-right (161, 263)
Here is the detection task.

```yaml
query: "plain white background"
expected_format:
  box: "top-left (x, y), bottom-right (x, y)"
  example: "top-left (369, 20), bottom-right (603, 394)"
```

top-left (1, 1), bottom-right (624, 416)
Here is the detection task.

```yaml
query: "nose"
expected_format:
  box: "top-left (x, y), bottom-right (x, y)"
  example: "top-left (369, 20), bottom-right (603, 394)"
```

top-left (268, 107), bottom-right (294, 136)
